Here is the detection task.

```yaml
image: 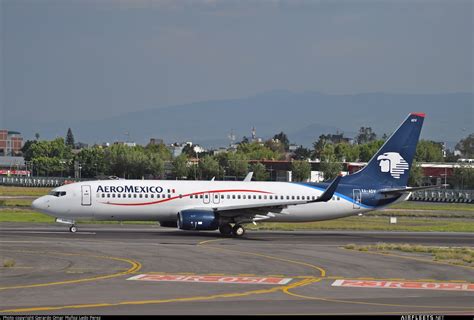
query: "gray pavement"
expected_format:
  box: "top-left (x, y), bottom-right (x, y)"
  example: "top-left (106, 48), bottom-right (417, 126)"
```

top-left (0, 223), bottom-right (473, 315)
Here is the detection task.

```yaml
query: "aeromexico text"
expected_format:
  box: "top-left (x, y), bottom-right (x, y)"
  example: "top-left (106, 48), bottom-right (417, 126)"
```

top-left (96, 185), bottom-right (164, 194)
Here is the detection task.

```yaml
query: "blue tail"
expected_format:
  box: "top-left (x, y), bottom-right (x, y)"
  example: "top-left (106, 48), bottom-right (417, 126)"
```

top-left (343, 113), bottom-right (425, 188)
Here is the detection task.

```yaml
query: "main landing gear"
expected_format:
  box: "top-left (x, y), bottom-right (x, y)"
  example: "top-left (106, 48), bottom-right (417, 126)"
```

top-left (69, 225), bottom-right (78, 233)
top-left (219, 223), bottom-right (245, 237)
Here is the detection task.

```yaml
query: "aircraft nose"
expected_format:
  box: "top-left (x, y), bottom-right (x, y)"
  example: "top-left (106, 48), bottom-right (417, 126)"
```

top-left (32, 197), bottom-right (48, 211)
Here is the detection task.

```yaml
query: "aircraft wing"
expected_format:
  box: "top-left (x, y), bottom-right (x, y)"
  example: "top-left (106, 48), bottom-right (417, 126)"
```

top-left (188, 176), bottom-right (342, 221)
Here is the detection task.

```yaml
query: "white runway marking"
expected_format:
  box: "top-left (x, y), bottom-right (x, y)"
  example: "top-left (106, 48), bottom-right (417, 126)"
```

top-left (332, 279), bottom-right (474, 292)
top-left (0, 231), bottom-right (96, 235)
top-left (128, 274), bottom-right (293, 285)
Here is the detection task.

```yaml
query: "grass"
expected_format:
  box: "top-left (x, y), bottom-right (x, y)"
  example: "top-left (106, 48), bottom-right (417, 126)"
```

top-left (368, 210), bottom-right (473, 219)
top-left (344, 243), bottom-right (474, 267)
top-left (2, 259), bottom-right (16, 268)
top-left (249, 216), bottom-right (474, 232)
top-left (0, 186), bottom-right (51, 197)
top-left (390, 202), bottom-right (474, 212)
top-left (0, 199), bottom-right (33, 207)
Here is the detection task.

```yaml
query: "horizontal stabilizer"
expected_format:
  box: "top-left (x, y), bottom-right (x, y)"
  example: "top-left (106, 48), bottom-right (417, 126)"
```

top-left (379, 185), bottom-right (441, 195)
top-left (311, 175), bottom-right (342, 203)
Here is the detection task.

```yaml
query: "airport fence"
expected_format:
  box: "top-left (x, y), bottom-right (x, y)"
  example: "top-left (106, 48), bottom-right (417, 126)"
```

top-left (0, 176), bottom-right (80, 188)
top-left (409, 189), bottom-right (474, 203)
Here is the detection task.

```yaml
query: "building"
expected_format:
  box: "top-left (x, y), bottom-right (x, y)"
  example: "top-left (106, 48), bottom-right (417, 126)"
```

top-left (0, 130), bottom-right (23, 156)
top-left (0, 156), bottom-right (29, 176)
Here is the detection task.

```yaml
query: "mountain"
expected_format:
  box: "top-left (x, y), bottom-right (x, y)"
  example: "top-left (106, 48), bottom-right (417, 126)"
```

top-left (16, 91), bottom-right (473, 149)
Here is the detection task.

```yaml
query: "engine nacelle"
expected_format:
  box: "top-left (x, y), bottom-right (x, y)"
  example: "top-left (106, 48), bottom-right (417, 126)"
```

top-left (177, 210), bottom-right (219, 231)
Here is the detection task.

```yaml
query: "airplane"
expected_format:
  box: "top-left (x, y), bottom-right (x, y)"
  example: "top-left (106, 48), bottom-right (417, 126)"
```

top-left (32, 113), bottom-right (435, 237)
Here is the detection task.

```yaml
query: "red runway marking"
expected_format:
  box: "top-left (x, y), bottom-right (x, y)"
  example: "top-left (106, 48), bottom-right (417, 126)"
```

top-left (127, 274), bottom-right (292, 285)
top-left (332, 279), bottom-right (474, 292)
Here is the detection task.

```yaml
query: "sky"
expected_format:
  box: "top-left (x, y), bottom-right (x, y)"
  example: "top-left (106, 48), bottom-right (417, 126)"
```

top-left (0, 0), bottom-right (472, 128)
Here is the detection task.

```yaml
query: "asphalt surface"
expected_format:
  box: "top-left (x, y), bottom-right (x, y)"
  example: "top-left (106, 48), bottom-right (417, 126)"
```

top-left (0, 223), bottom-right (473, 315)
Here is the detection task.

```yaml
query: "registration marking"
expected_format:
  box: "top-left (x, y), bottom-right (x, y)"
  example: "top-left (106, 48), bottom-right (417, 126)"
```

top-left (332, 279), bottom-right (474, 292)
top-left (127, 274), bottom-right (292, 285)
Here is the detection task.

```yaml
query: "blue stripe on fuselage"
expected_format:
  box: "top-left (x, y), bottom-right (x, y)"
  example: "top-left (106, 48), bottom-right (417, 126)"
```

top-left (292, 182), bottom-right (375, 209)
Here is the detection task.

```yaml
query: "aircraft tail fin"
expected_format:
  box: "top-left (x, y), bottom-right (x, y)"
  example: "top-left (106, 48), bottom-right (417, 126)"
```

top-left (343, 113), bottom-right (425, 188)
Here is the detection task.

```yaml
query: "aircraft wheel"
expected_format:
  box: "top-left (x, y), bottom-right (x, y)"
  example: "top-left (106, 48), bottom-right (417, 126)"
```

top-left (69, 225), bottom-right (77, 233)
top-left (218, 224), bottom-right (233, 236)
top-left (232, 225), bottom-right (245, 237)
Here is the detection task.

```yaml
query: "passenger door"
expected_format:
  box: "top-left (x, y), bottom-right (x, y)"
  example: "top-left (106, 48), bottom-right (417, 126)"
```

top-left (81, 185), bottom-right (92, 206)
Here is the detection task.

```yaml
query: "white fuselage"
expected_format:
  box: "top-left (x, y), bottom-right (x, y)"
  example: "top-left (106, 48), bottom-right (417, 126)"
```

top-left (32, 179), bottom-right (374, 223)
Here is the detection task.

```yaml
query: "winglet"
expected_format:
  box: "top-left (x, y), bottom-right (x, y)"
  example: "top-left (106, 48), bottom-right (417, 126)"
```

top-left (243, 172), bottom-right (253, 182)
top-left (311, 175), bottom-right (342, 203)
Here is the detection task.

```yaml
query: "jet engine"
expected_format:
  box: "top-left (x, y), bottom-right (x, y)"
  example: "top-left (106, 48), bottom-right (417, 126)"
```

top-left (177, 209), bottom-right (219, 231)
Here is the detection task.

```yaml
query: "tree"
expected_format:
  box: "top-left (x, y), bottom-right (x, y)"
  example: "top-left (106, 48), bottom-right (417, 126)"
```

top-left (147, 153), bottom-right (164, 178)
top-left (172, 154), bottom-right (189, 179)
top-left (34, 133), bottom-right (40, 140)
top-left (273, 132), bottom-right (290, 151)
top-left (312, 134), bottom-right (330, 159)
top-left (237, 142), bottom-right (280, 160)
top-left (292, 146), bottom-right (311, 160)
top-left (451, 165), bottom-right (474, 190)
top-left (264, 139), bottom-right (285, 155)
top-left (355, 127), bottom-right (377, 145)
top-left (334, 143), bottom-right (359, 162)
top-left (66, 128), bottom-right (75, 148)
top-left (75, 146), bottom-right (106, 178)
top-left (21, 140), bottom-right (37, 160)
top-left (181, 144), bottom-right (197, 158)
top-left (358, 140), bottom-right (384, 162)
top-left (249, 162), bottom-right (269, 181)
top-left (226, 152), bottom-right (249, 178)
top-left (24, 138), bottom-right (73, 176)
top-left (291, 160), bottom-right (311, 182)
top-left (415, 140), bottom-right (443, 162)
top-left (408, 160), bottom-right (423, 187)
top-left (455, 133), bottom-right (474, 158)
top-left (319, 144), bottom-right (343, 180)
top-left (198, 156), bottom-right (221, 180)
top-left (104, 144), bottom-right (131, 178)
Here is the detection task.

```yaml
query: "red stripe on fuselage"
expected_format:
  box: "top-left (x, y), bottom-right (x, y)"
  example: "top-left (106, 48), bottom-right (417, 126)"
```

top-left (101, 189), bottom-right (273, 206)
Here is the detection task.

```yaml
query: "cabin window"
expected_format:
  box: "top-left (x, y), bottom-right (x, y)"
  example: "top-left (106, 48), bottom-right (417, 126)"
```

top-left (133, 194), bottom-right (137, 198)
top-left (101, 194), bottom-right (105, 198)
top-left (292, 196), bottom-right (295, 200)
top-left (238, 195), bottom-right (241, 199)
top-left (168, 194), bottom-right (171, 198)
top-left (151, 194), bottom-right (154, 199)
top-left (112, 194), bottom-right (116, 198)
top-left (258, 195), bottom-right (262, 199)
top-left (264, 195), bottom-right (267, 200)
top-left (117, 194), bottom-right (121, 198)
top-left (337, 197), bottom-right (340, 201)
top-left (243, 195), bottom-right (246, 199)
top-left (221, 195), bottom-right (224, 199)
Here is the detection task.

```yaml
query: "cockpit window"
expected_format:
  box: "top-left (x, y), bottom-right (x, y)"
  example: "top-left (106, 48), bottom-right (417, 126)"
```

top-left (49, 191), bottom-right (66, 197)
